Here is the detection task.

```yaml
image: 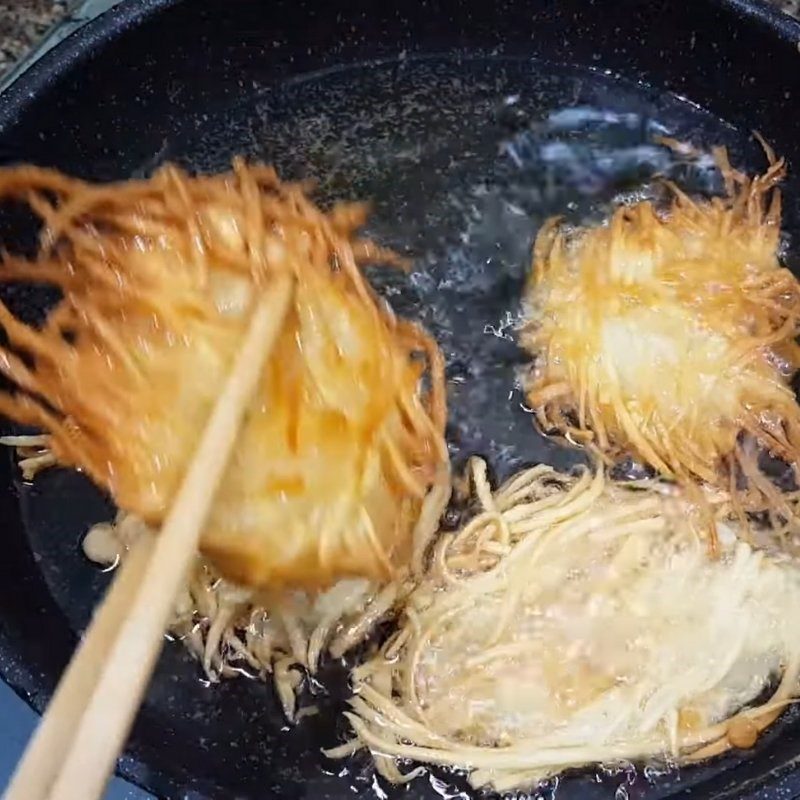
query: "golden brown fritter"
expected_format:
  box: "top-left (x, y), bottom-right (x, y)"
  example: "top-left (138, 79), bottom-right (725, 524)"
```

top-left (0, 160), bottom-right (448, 588)
top-left (522, 147), bottom-right (800, 525)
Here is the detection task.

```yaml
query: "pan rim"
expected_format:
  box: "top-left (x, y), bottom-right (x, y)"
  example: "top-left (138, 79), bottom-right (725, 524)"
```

top-left (0, 0), bottom-right (180, 136)
top-left (725, 0), bottom-right (800, 29)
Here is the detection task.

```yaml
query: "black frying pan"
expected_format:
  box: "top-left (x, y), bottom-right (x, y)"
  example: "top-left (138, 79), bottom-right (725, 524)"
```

top-left (1, 0), bottom-right (800, 798)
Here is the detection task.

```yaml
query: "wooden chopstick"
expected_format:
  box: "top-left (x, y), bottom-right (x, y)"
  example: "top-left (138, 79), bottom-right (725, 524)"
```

top-left (4, 275), bottom-right (293, 800)
top-left (3, 535), bottom-right (155, 800)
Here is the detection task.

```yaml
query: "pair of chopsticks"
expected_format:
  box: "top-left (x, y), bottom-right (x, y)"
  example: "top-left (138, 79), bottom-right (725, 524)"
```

top-left (4, 275), bottom-right (294, 800)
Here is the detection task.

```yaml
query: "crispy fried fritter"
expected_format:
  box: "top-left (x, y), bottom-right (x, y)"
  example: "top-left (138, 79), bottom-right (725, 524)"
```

top-left (0, 161), bottom-right (448, 588)
top-left (522, 148), bottom-right (800, 524)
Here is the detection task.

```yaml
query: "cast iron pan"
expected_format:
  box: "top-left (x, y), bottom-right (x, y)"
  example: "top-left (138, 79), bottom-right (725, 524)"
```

top-left (2, 0), bottom-right (800, 797)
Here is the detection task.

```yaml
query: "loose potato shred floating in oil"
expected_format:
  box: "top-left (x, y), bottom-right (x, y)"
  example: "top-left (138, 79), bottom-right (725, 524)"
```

top-left (0, 160), bottom-right (448, 589)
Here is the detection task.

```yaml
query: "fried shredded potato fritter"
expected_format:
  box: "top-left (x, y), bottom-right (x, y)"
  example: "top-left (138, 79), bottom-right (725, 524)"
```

top-left (343, 458), bottom-right (800, 792)
top-left (522, 147), bottom-right (800, 527)
top-left (0, 161), bottom-right (448, 588)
